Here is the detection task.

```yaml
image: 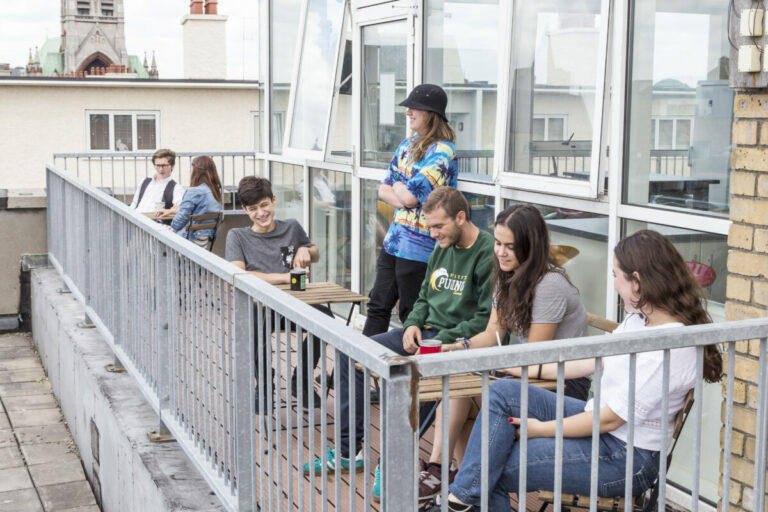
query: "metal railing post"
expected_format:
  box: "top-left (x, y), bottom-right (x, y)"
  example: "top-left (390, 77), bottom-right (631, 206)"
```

top-left (151, 244), bottom-right (173, 442)
top-left (381, 362), bottom-right (417, 511)
top-left (233, 288), bottom-right (255, 512)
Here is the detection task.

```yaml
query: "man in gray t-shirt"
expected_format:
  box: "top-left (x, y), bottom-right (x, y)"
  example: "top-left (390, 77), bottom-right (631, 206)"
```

top-left (226, 176), bottom-right (327, 411)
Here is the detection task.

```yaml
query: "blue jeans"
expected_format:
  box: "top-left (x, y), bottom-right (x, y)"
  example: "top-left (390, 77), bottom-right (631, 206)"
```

top-left (450, 380), bottom-right (660, 511)
top-left (338, 327), bottom-right (440, 457)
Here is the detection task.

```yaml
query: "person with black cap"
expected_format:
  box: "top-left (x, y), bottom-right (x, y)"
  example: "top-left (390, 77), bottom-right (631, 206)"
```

top-left (362, 83), bottom-right (458, 341)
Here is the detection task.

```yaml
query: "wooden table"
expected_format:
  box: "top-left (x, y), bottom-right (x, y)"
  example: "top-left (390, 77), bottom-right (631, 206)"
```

top-left (419, 372), bottom-right (557, 402)
top-left (142, 211), bottom-right (175, 222)
top-left (275, 281), bottom-right (369, 325)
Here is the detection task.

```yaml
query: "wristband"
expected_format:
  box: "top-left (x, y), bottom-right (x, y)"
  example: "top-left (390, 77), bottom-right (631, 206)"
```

top-left (455, 337), bottom-right (470, 350)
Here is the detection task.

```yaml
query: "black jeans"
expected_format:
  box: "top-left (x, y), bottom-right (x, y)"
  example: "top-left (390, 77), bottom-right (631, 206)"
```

top-left (362, 251), bottom-right (428, 337)
top-left (253, 303), bottom-right (333, 393)
top-left (338, 327), bottom-right (440, 458)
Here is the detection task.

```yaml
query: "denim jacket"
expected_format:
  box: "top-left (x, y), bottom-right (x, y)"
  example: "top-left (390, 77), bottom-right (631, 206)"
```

top-left (171, 184), bottom-right (223, 240)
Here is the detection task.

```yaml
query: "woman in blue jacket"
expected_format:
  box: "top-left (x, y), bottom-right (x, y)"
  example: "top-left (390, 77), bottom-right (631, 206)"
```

top-left (170, 155), bottom-right (223, 245)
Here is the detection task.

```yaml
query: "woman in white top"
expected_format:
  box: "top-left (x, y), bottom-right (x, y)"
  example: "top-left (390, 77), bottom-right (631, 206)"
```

top-left (441, 229), bottom-right (723, 512)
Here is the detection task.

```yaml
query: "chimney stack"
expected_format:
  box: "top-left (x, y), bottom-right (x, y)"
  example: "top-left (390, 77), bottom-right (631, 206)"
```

top-left (190, 0), bottom-right (203, 14)
top-left (204, 0), bottom-right (218, 15)
top-left (181, 0), bottom-right (227, 79)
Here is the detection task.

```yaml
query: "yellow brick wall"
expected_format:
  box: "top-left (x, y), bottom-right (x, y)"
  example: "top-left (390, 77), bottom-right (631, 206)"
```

top-left (724, 90), bottom-right (768, 512)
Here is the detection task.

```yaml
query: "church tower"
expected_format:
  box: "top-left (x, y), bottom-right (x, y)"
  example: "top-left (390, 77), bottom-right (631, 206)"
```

top-left (60, 0), bottom-right (130, 74)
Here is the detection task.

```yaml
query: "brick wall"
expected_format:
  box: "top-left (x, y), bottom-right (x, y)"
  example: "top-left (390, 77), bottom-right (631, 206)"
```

top-left (723, 91), bottom-right (768, 511)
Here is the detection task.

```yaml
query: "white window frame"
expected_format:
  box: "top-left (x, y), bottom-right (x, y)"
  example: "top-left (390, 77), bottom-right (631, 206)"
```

top-left (84, 110), bottom-right (160, 152)
top-left (532, 114), bottom-right (569, 141)
top-left (283, 0), bottom-right (348, 160)
top-left (497, 0), bottom-right (612, 200)
top-left (651, 116), bottom-right (693, 150)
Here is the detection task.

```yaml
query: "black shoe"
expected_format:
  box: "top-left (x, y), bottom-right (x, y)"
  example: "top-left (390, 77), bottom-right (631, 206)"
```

top-left (292, 386), bottom-right (323, 411)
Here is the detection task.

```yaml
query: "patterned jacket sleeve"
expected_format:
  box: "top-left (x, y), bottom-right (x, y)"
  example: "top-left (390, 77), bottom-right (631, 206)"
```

top-left (405, 141), bottom-right (457, 203)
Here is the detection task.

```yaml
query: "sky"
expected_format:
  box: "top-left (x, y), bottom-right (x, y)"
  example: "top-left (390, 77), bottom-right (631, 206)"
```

top-left (0, 0), bottom-right (260, 80)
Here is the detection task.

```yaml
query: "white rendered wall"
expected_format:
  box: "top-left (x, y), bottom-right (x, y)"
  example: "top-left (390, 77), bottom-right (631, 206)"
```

top-left (181, 15), bottom-right (228, 80)
top-left (0, 81), bottom-right (259, 189)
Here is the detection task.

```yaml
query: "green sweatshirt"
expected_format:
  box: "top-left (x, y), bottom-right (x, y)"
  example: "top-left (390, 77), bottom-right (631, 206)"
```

top-left (403, 229), bottom-right (493, 343)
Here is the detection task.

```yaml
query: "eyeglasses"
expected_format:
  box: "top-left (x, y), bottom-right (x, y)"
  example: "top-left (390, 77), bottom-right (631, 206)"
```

top-left (154, 163), bottom-right (172, 169)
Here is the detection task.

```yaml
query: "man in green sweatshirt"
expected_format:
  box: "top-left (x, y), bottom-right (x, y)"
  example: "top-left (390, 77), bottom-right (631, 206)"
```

top-left (304, 187), bottom-right (493, 497)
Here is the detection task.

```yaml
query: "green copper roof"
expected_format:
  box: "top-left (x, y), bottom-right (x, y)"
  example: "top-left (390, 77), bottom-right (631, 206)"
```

top-left (128, 55), bottom-right (150, 78)
top-left (39, 37), bottom-right (63, 76)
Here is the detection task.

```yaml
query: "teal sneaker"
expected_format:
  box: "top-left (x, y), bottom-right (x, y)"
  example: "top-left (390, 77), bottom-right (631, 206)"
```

top-left (303, 447), bottom-right (363, 475)
top-left (372, 465), bottom-right (381, 502)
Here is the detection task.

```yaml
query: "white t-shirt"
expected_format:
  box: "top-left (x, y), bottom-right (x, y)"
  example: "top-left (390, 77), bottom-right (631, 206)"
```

top-left (584, 313), bottom-right (696, 451)
top-left (129, 175), bottom-right (185, 213)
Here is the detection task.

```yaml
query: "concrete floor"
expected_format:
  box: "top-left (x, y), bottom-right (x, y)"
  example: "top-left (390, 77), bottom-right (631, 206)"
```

top-left (0, 333), bottom-right (99, 512)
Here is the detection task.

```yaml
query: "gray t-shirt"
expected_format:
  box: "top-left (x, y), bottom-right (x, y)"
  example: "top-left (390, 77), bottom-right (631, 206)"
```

top-left (520, 271), bottom-right (587, 343)
top-left (225, 219), bottom-right (311, 274)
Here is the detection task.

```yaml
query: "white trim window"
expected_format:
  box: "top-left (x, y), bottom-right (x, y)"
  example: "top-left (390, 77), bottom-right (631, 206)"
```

top-left (86, 111), bottom-right (159, 152)
top-left (532, 114), bottom-right (568, 141)
top-left (651, 116), bottom-right (692, 150)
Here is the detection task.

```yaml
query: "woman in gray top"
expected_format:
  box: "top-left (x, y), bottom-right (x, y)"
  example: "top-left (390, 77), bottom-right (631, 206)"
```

top-left (418, 204), bottom-right (588, 502)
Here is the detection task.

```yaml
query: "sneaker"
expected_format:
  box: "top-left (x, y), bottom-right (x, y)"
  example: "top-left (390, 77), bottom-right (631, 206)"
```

top-left (372, 465), bottom-right (381, 502)
top-left (418, 462), bottom-right (458, 501)
top-left (303, 447), bottom-right (363, 475)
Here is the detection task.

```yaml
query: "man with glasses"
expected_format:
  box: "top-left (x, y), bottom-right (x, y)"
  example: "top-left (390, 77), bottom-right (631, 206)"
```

top-left (129, 148), bottom-right (184, 213)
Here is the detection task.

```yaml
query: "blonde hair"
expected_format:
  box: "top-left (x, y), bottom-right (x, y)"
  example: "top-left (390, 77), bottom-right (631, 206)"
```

top-left (408, 112), bottom-right (456, 163)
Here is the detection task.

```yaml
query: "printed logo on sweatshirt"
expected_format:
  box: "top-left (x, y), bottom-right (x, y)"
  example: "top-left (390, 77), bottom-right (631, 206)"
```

top-left (429, 267), bottom-right (466, 295)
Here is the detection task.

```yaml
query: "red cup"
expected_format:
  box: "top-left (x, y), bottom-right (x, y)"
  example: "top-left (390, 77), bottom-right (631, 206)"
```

top-left (419, 338), bottom-right (442, 355)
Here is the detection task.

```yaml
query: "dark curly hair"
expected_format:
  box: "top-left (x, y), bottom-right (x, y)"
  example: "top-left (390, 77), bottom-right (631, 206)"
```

top-left (614, 229), bottom-right (722, 383)
top-left (493, 204), bottom-right (571, 336)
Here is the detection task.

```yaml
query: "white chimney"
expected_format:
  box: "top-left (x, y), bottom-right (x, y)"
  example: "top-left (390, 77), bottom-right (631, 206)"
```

top-left (181, 0), bottom-right (227, 79)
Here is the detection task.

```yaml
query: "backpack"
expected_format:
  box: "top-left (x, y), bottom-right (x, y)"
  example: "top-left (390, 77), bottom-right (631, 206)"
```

top-left (135, 178), bottom-right (176, 209)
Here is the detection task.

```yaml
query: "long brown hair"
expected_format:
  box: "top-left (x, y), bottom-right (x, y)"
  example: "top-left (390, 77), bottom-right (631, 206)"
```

top-left (614, 229), bottom-right (722, 383)
top-left (190, 155), bottom-right (222, 203)
top-left (493, 205), bottom-right (571, 336)
top-left (408, 111), bottom-right (456, 163)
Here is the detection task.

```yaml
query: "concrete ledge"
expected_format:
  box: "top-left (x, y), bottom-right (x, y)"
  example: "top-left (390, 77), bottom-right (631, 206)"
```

top-left (30, 268), bottom-right (225, 512)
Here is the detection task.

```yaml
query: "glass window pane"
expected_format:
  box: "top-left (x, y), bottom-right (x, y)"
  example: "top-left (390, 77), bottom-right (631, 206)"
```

top-left (362, 21), bottom-right (408, 169)
top-left (89, 114), bottom-right (109, 150)
top-left (504, 199), bottom-right (608, 321)
top-left (507, 3), bottom-right (604, 181)
top-left (327, 8), bottom-right (353, 160)
top-left (288, 0), bottom-right (345, 151)
top-left (114, 114), bottom-right (132, 151)
top-left (623, 219), bottom-right (725, 503)
top-left (465, 193), bottom-right (495, 234)
top-left (425, 0), bottom-right (499, 182)
top-left (270, 0), bottom-right (302, 154)
top-left (361, 179), bottom-right (394, 315)
top-left (136, 114), bottom-right (156, 150)
top-left (269, 161), bottom-right (304, 222)
top-left (676, 119), bottom-right (691, 150)
top-left (310, 169), bottom-right (351, 314)
top-left (625, 2), bottom-right (731, 216)
top-left (532, 118), bottom-right (546, 141)
top-left (658, 119), bottom-right (673, 150)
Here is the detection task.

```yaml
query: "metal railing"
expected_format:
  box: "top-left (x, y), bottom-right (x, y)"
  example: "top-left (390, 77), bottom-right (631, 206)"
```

top-left (46, 164), bottom-right (416, 511)
top-left (46, 162), bottom-right (768, 512)
top-left (52, 152), bottom-right (262, 209)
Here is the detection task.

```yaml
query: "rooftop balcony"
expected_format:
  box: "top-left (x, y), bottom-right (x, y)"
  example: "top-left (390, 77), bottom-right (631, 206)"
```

top-left (13, 162), bottom-right (768, 512)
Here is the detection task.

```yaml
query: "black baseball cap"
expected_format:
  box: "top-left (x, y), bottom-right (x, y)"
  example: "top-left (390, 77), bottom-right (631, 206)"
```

top-left (398, 84), bottom-right (448, 121)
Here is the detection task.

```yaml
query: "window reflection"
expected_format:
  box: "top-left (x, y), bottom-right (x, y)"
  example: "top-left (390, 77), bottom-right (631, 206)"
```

top-left (504, 199), bottom-right (608, 319)
top-left (289, 0), bottom-right (345, 151)
top-left (425, 0), bottom-right (499, 182)
top-left (310, 169), bottom-right (351, 314)
top-left (327, 7), bottom-right (353, 160)
top-left (623, 219), bottom-right (724, 502)
top-left (362, 21), bottom-right (408, 168)
top-left (360, 180), bottom-right (394, 313)
top-left (269, 162), bottom-right (303, 222)
top-left (625, 2), bottom-right (731, 216)
top-left (464, 193), bottom-right (495, 233)
top-left (507, 2), bottom-right (605, 180)
top-left (270, 0), bottom-right (301, 154)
